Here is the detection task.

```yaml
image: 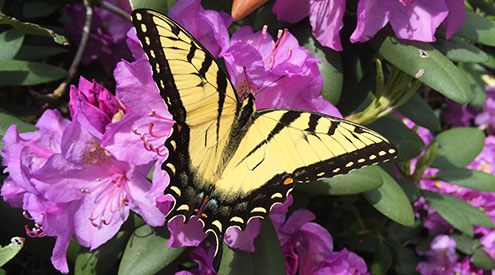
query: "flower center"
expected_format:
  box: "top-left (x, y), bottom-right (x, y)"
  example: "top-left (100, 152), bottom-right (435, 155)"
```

top-left (248, 26), bottom-right (292, 70)
top-left (133, 110), bottom-right (171, 157)
top-left (81, 141), bottom-right (111, 165)
top-left (82, 173), bottom-right (129, 228)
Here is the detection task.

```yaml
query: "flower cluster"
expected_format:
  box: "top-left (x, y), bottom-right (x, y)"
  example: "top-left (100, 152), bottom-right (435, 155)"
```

top-left (271, 0), bottom-right (466, 51)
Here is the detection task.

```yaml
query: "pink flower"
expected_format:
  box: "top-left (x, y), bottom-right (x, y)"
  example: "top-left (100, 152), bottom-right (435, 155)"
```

top-left (220, 26), bottom-right (342, 117)
top-left (169, 0), bottom-right (232, 57)
top-left (474, 87), bottom-right (495, 133)
top-left (69, 76), bottom-right (129, 138)
top-left (417, 235), bottom-right (458, 275)
top-left (350, 0), bottom-right (452, 43)
top-left (272, 0), bottom-right (346, 51)
top-left (273, 207), bottom-right (368, 274)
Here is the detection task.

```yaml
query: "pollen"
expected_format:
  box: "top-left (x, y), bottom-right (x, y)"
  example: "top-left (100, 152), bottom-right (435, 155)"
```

top-left (81, 141), bottom-right (110, 165)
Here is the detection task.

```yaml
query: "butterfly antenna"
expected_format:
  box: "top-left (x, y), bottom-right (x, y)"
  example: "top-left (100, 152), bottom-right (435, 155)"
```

top-left (253, 75), bottom-right (285, 97)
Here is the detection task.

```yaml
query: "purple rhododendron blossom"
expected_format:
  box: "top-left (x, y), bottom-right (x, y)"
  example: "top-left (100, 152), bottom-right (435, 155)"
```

top-left (1, 110), bottom-right (74, 273)
top-left (101, 30), bottom-right (174, 166)
top-left (220, 26), bottom-right (342, 117)
top-left (474, 86), bottom-right (495, 132)
top-left (442, 98), bottom-right (476, 127)
top-left (64, 0), bottom-right (132, 74)
top-left (272, 0), bottom-right (345, 51)
top-left (30, 114), bottom-right (164, 267)
top-left (69, 76), bottom-right (129, 138)
top-left (273, 207), bottom-right (367, 274)
top-left (350, 0), bottom-right (452, 43)
top-left (416, 235), bottom-right (458, 275)
top-left (168, 0), bottom-right (232, 57)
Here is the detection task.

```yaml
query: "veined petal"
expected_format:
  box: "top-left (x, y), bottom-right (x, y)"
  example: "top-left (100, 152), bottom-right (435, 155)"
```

top-left (309, 0), bottom-right (345, 51)
top-left (389, 0), bottom-right (448, 42)
top-left (350, 0), bottom-right (391, 43)
top-left (272, 0), bottom-right (310, 23)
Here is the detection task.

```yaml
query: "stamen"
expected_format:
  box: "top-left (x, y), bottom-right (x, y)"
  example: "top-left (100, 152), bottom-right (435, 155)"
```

top-left (133, 110), bottom-right (171, 157)
top-left (25, 224), bottom-right (46, 238)
top-left (398, 0), bottom-right (414, 7)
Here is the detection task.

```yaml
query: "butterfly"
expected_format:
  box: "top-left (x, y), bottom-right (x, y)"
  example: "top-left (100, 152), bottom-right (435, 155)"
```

top-left (131, 8), bottom-right (397, 267)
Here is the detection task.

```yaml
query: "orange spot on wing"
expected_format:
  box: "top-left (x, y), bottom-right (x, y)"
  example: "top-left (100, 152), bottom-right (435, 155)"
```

top-left (193, 209), bottom-right (199, 212)
top-left (177, 124), bottom-right (182, 131)
top-left (201, 213), bottom-right (208, 218)
top-left (283, 177), bottom-right (293, 185)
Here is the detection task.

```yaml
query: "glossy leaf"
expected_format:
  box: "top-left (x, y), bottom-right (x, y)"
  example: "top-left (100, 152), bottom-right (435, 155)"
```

top-left (371, 243), bottom-right (393, 275)
top-left (218, 219), bottom-right (285, 274)
top-left (471, 247), bottom-right (495, 270)
top-left (435, 168), bottom-right (495, 192)
top-left (431, 127), bottom-right (485, 169)
top-left (398, 93), bottom-right (441, 132)
top-left (0, 14), bottom-right (67, 45)
top-left (455, 11), bottom-right (495, 46)
top-left (118, 225), bottom-right (184, 275)
top-left (422, 190), bottom-right (494, 237)
top-left (368, 116), bottom-right (424, 161)
top-left (15, 45), bottom-right (68, 61)
top-left (433, 36), bottom-right (488, 63)
top-left (363, 168), bottom-right (414, 227)
top-left (296, 165), bottom-right (383, 195)
top-left (304, 37), bottom-right (343, 105)
top-left (457, 63), bottom-right (487, 109)
top-left (451, 233), bottom-right (474, 255)
top-left (0, 29), bottom-right (24, 60)
top-left (0, 59), bottom-right (67, 86)
top-left (129, 0), bottom-right (177, 14)
top-left (75, 229), bottom-right (132, 275)
top-left (0, 237), bottom-right (24, 267)
top-left (371, 34), bottom-right (472, 104)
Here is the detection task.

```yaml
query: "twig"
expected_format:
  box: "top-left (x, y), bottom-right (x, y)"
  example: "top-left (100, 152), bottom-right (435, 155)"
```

top-left (52, 0), bottom-right (94, 98)
top-left (97, 1), bottom-right (131, 21)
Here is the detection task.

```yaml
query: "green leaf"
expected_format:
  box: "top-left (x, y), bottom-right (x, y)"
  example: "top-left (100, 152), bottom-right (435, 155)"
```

top-left (431, 127), bottom-right (485, 169)
top-left (435, 168), bottom-right (495, 192)
top-left (370, 243), bottom-right (393, 275)
top-left (0, 59), bottom-right (67, 86)
top-left (0, 14), bottom-right (68, 45)
top-left (218, 219), bottom-right (286, 274)
top-left (75, 229), bottom-right (132, 274)
top-left (469, 0), bottom-right (495, 16)
top-left (370, 34), bottom-right (472, 104)
top-left (433, 36), bottom-right (488, 63)
top-left (368, 115), bottom-right (424, 161)
top-left (22, 2), bottom-right (60, 19)
top-left (363, 168), bottom-right (415, 226)
top-left (451, 233), bottom-right (474, 255)
top-left (455, 11), bottom-right (495, 47)
top-left (471, 247), bottom-right (495, 270)
top-left (0, 29), bottom-right (24, 60)
top-left (398, 178), bottom-right (420, 202)
top-left (398, 93), bottom-right (441, 132)
top-left (118, 225), bottom-right (185, 275)
top-left (296, 165), bottom-right (383, 195)
top-left (457, 63), bottom-right (488, 109)
top-left (422, 190), bottom-right (494, 236)
top-left (0, 237), bottom-right (24, 267)
top-left (129, 0), bottom-right (178, 14)
top-left (482, 47), bottom-right (495, 69)
top-left (15, 45), bottom-right (68, 61)
top-left (304, 38), bottom-right (342, 105)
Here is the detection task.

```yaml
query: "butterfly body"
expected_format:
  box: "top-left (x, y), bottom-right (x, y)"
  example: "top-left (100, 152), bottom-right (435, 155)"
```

top-left (131, 9), bottom-right (397, 262)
